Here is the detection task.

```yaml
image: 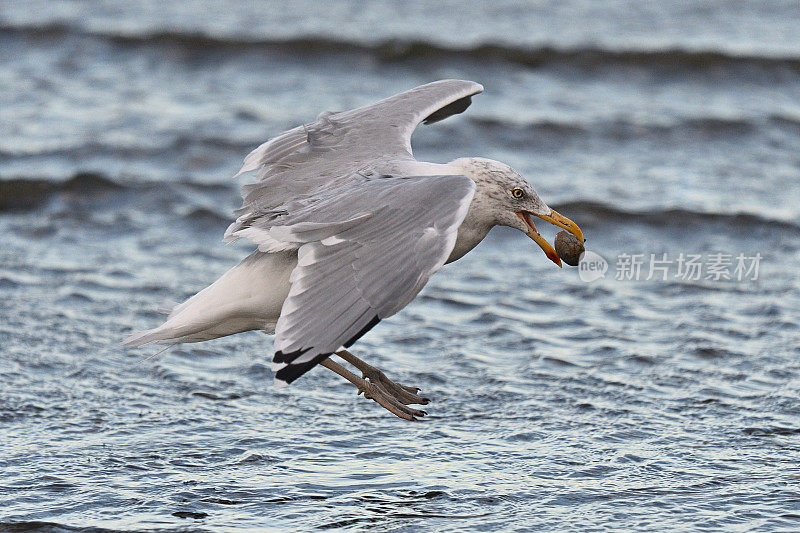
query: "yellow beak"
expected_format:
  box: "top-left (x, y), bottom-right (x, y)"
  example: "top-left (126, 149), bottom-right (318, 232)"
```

top-left (515, 209), bottom-right (584, 268)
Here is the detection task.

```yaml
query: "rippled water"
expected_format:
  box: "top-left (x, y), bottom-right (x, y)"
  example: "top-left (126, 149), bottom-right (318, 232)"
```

top-left (2, 1), bottom-right (800, 530)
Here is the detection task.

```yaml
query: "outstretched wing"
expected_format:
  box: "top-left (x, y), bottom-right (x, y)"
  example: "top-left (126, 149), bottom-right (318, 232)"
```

top-left (225, 80), bottom-right (483, 244)
top-left (267, 174), bottom-right (476, 385)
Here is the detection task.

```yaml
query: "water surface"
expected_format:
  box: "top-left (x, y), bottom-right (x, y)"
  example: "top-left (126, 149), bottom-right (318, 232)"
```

top-left (2, 2), bottom-right (800, 530)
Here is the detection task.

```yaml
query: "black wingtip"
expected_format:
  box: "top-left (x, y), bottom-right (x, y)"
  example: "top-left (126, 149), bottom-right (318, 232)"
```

top-left (422, 95), bottom-right (473, 125)
top-left (274, 353), bottom-right (332, 385)
top-left (343, 315), bottom-right (381, 348)
top-left (272, 315), bottom-right (381, 385)
top-left (274, 347), bottom-right (312, 364)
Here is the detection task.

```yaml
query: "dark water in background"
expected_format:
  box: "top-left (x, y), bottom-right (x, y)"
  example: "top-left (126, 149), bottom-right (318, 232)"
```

top-left (2, 1), bottom-right (800, 530)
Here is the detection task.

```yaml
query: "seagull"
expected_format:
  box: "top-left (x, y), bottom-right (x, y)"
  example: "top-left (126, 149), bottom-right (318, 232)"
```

top-left (124, 80), bottom-right (584, 420)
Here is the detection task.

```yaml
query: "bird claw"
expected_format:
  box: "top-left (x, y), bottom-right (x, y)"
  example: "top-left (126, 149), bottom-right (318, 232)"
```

top-left (326, 351), bottom-right (430, 421)
top-left (362, 381), bottom-right (427, 420)
top-left (358, 370), bottom-right (429, 421)
top-left (362, 368), bottom-right (429, 406)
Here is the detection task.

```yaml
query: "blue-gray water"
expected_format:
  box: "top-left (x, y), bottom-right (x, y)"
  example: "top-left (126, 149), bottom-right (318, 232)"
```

top-left (2, 1), bottom-right (800, 531)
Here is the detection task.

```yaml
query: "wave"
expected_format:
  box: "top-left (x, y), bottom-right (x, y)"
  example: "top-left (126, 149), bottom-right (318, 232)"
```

top-left (181, 206), bottom-right (230, 225)
top-left (0, 172), bottom-right (122, 210)
top-left (0, 172), bottom-right (225, 211)
top-left (468, 113), bottom-right (800, 140)
top-left (743, 426), bottom-right (800, 436)
top-left (3, 113), bottom-right (799, 161)
top-left (553, 201), bottom-right (800, 233)
top-left (3, 173), bottom-right (799, 234)
top-left (0, 134), bottom-right (254, 160)
top-left (0, 521), bottom-right (117, 532)
top-left (4, 22), bottom-right (800, 73)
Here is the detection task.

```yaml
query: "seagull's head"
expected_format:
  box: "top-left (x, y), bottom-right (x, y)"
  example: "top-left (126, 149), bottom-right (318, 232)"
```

top-left (450, 157), bottom-right (584, 267)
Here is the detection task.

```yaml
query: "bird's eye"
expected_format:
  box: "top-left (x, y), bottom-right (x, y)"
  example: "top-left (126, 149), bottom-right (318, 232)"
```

top-left (511, 188), bottom-right (525, 199)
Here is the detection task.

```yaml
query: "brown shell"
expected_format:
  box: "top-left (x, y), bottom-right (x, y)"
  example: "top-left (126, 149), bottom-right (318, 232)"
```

top-left (554, 231), bottom-right (585, 267)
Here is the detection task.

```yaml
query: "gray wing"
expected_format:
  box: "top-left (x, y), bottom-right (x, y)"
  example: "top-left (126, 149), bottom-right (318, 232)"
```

top-left (269, 174), bottom-right (476, 385)
top-left (225, 80), bottom-right (483, 245)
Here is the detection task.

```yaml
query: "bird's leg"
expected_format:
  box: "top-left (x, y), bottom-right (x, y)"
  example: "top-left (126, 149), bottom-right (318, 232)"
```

top-left (319, 356), bottom-right (427, 421)
top-left (335, 349), bottom-right (430, 406)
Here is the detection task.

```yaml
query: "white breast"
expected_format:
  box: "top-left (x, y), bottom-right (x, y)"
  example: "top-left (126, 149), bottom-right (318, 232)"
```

top-left (445, 211), bottom-right (493, 264)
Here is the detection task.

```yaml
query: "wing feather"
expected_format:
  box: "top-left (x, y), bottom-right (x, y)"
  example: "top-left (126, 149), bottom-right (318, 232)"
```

top-left (225, 80), bottom-right (483, 245)
top-left (269, 175), bottom-right (475, 385)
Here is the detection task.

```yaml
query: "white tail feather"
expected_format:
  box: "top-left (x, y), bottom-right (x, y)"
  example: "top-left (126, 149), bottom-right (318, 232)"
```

top-left (123, 250), bottom-right (295, 348)
top-left (122, 327), bottom-right (173, 347)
